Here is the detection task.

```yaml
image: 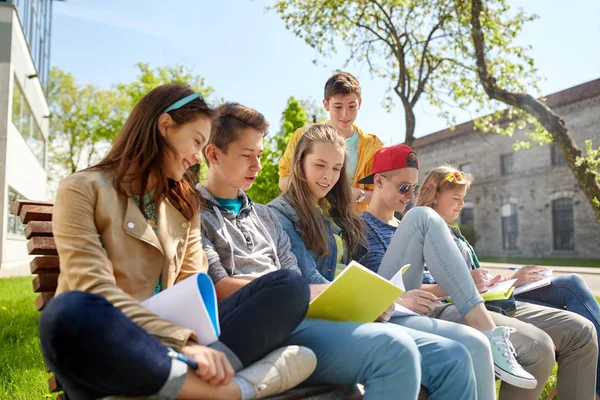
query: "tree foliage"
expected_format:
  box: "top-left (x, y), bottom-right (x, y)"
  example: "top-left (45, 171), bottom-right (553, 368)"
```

top-left (48, 63), bottom-right (214, 189)
top-left (270, 0), bottom-right (539, 146)
top-left (470, 0), bottom-right (600, 220)
top-left (246, 97), bottom-right (309, 204)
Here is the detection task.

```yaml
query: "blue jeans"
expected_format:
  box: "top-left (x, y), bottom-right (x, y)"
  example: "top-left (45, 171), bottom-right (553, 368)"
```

top-left (516, 273), bottom-right (600, 395)
top-left (285, 318), bottom-right (477, 400)
top-left (39, 270), bottom-right (309, 399)
top-left (378, 207), bottom-right (484, 317)
top-left (390, 315), bottom-right (496, 400)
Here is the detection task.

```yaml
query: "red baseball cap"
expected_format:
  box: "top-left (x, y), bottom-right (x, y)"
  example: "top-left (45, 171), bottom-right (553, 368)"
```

top-left (358, 144), bottom-right (418, 184)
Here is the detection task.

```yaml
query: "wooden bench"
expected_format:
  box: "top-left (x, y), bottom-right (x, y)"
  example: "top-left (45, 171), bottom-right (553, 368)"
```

top-left (10, 199), bottom-right (370, 400)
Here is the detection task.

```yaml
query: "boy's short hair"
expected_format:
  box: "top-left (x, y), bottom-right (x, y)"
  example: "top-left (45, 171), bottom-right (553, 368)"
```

top-left (324, 71), bottom-right (361, 101)
top-left (210, 102), bottom-right (269, 153)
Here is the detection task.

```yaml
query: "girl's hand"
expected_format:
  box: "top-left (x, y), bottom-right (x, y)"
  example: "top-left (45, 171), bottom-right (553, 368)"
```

top-left (396, 290), bottom-right (440, 315)
top-left (376, 303), bottom-right (395, 322)
top-left (182, 344), bottom-right (234, 385)
top-left (510, 265), bottom-right (547, 287)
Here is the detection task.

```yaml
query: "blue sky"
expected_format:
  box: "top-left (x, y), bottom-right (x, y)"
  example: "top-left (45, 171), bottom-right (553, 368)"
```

top-left (51, 0), bottom-right (600, 145)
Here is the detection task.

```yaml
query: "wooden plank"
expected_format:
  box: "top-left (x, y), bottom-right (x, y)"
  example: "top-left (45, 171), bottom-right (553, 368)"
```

top-left (30, 257), bottom-right (60, 274)
top-left (35, 292), bottom-right (55, 311)
top-left (27, 237), bottom-right (57, 256)
top-left (19, 205), bottom-right (53, 224)
top-left (56, 394), bottom-right (65, 400)
top-left (25, 221), bottom-right (53, 238)
top-left (10, 199), bottom-right (53, 217)
top-left (270, 385), bottom-right (361, 399)
top-left (48, 375), bottom-right (62, 393)
top-left (33, 274), bottom-right (59, 293)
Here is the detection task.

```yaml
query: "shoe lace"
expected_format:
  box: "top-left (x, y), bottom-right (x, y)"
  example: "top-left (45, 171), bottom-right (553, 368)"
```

top-left (492, 327), bottom-right (520, 369)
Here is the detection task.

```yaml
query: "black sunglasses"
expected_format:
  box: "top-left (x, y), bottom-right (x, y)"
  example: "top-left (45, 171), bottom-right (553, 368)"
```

top-left (381, 174), bottom-right (420, 194)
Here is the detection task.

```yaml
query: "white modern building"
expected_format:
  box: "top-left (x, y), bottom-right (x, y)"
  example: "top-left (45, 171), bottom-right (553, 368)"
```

top-left (0, 0), bottom-right (56, 271)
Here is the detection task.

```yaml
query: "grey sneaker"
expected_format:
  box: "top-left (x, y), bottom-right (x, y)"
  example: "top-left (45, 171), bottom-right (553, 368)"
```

top-left (236, 345), bottom-right (317, 399)
top-left (487, 326), bottom-right (537, 389)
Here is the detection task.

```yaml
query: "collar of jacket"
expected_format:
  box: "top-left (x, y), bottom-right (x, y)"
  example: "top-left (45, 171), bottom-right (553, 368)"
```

top-left (123, 195), bottom-right (189, 262)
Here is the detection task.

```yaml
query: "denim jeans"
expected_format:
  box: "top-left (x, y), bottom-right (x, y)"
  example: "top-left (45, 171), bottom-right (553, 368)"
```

top-left (516, 273), bottom-right (600, 395)
top-left (39, 270), bottom-right (309, 400)
top-left (284, 318), bottom-right (477, 400)
top-left (217, 269), bottom-right (310, 366)
top-left (378, 207), bottom-right (484, 317)
top-left (390, 315), bottom-right (496, 400)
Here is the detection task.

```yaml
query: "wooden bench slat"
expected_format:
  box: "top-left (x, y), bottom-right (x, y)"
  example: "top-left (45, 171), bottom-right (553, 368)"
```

top-left (35, 292), bottom-right (55, 311)
top-left (25, 221), bottom-right (53, 238)
top-left (30, 256), bottom-right (60, 274)
top-left (19, 204), bottom-right (53, 224)
top-left (56, 394), bottom-right (65, 400)
top-left (48, 375), bottom-right (62, 393)
top-left (10, 199), bottom-right (53, 217)
top-left (27, 237), bottom-right (57, 256)
top-left (33, 274), bottom-right (59, 293)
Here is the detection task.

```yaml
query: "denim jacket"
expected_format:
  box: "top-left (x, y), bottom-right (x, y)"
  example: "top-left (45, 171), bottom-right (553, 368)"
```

top-left (268, 196), bottom-right (338, 283)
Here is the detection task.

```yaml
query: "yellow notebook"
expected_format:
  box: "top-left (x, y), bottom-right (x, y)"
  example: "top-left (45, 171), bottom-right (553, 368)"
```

top-left (480, 278), bottom-right (518, 301)
top-left (306, 261), bottom-right (404, 323)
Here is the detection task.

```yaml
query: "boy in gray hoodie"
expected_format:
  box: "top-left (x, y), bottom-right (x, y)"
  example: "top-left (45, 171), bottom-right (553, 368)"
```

top-left (199, 102), bottom-right (479, 400)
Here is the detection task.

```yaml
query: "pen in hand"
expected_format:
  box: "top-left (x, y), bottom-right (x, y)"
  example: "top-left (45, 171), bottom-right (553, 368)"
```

top-left (168, 349), bottom-right (198, 370)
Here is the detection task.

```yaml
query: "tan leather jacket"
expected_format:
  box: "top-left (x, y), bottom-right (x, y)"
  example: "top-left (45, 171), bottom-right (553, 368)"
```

top-left (53, 169), bottom-right (208, 350)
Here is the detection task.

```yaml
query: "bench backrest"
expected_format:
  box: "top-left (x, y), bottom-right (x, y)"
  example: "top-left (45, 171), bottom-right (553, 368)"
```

top-left (9, 199), bottom-right (63, 397)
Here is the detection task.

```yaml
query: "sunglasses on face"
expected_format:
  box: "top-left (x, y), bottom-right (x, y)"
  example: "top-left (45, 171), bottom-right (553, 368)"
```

top-left (381, 174), bottom-right (420, 194)
top-left (440, 171), bottom-right (467, 185)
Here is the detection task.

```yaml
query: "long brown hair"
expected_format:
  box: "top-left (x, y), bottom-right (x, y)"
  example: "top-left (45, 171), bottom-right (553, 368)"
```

top-left (284, 124), bottom-right (365, 257)
top-left (92, 84), bottom-right (213, 220)
top-left (416, 165), bottom-right (473, 208)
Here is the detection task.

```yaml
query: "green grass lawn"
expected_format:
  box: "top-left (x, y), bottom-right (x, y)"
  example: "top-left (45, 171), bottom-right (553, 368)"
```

top-left (480, 256), bottom-right (600, 268)
top-left (0, 277), bottom-right (56, 399)
top-left (0, 277), bottom-right (587, 399)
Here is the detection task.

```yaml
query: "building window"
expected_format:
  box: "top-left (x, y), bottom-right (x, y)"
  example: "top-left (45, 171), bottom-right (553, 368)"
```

top-left (551, 145), bottom-right (567, 166)
top-left (500, 154), bottom-right (514, 176)
top-left (11, 78), bottom-right (46, 166)
top-left (501, 203), bottom-right (519, 250)
top-left (460, 207), bottom-right (474, 226)
top-left (7, 188), bottom-right (26, 237)
top-left (552, 198), bottom-right (574, 251)
top-left (459, 163), bottom-right (472, 174)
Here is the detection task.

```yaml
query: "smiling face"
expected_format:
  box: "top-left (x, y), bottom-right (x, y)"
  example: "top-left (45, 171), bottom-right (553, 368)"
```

top-left (302, 142), bottom-right (345, 202)
top-left (205, 127), bottom-right (264, 197)
top-left (161, 115), bottom-right (211, 182)
top-left (433, 184), bottom-right (467, 223)
top-left (323, 93), bottom-right (361, 138)
top-left (374, 168), bottom-right (419, 213)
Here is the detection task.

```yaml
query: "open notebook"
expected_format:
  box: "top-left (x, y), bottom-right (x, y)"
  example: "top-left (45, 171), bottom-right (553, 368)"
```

top-left (513, 269), bottom-right (553, 295)
top-left (307, 261), bottom-right (406, 323)
top-left (142, 273), bottom-right (220, 345)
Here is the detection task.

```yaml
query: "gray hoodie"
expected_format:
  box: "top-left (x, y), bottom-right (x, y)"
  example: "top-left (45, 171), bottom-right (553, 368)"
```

top-left (197, 184), bottom-right (302, 283)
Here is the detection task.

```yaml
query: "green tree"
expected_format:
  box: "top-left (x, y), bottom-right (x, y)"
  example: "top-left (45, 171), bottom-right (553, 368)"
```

top-left (246, 97), bottom-right (309, 204)
top-left (48, 68), bottom-right (121, 176)
top-left (269, 0), bottom-right (538, 147)
top-left (470, 0), bottom-right (600, 220)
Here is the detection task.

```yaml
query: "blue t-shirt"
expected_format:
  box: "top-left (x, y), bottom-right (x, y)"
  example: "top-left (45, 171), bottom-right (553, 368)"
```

top-left (359, 211), bottom-right (398, 273)
top-left (214, 196), bottom-right (244, 215)
top-left (346, 130), bottom-right (359, 179)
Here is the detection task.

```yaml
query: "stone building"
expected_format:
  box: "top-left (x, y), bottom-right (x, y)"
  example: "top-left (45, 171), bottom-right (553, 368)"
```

top-left (412, 78), bottom-right (600, 260)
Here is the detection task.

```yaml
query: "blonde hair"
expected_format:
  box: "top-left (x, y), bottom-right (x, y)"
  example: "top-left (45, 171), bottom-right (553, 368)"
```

top-left (284, 124), bottom-right (365, 257)
top-left (416, 165), bottom-right (473, 208)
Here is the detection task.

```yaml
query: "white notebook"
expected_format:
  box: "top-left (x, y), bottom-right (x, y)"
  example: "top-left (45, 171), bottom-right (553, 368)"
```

top-left (513, 269), bottom-right (553, 296)
top-left (142, 273), bottom-right (220, 345)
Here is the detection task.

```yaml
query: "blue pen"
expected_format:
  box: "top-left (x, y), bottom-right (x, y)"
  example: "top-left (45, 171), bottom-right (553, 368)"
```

top-left (168, 349), bottom-right (199, 370)
top-left (508, 268), bottom-right (518, 271)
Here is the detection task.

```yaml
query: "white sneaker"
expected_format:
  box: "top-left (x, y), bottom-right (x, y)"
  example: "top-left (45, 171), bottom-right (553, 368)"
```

top-left (487, 326), bottom-right (537, 389)
top-left (236, 345), bottom-right (317, 399)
